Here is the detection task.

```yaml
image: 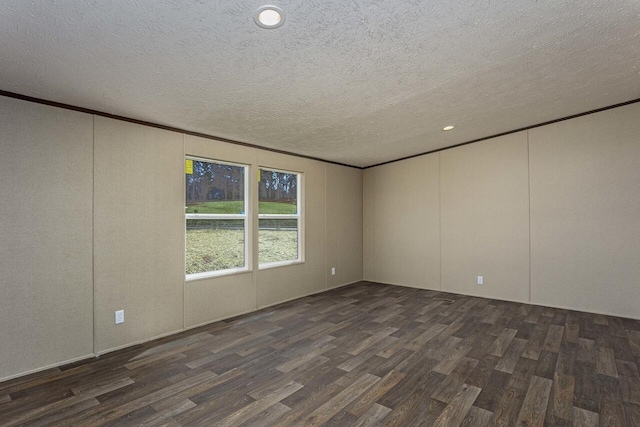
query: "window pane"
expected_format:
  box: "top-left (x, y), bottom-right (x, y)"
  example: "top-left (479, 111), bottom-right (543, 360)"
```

top-left (259, 219), bottom-right (298, 264)
top-left (186, 219), bottom-right (244, 274)
top-left (258, 169), bottom-right (297, 214)
top-left (186, 160), bottom-right (245, 214)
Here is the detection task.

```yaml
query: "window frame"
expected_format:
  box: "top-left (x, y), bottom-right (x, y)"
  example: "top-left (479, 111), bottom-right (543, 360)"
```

top-left (258, 167), bottom-right (304, 269)
top-left (185, 156), bottom-right (250, 281)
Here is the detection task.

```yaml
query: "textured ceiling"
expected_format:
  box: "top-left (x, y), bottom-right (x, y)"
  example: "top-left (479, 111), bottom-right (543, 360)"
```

top-left (1, 1), bottom-right (639, 167)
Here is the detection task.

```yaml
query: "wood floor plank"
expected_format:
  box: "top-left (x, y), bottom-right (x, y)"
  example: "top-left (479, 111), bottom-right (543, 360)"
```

top-left (377, 359), bottom-right (438, 408)
top-left (337, 336), bottom-right (398, 372)
top-left (495, 338), bottom-right (528, 374)
top-left (596, 346), bottom-right (619, 377)
top-left (619, 375), bottom-right (640, 406)
top-left (578, 338), bottom-right (596, 363)
top-left (380, 370), bottom-right (446, 426)
top-left (461, 405), bottom-right (493, 427)
top-left (556, 342), bottom-right (578, 376)
top-left (433, 344), bottom-right (472, 375)
top-left (90, 371), bottom-right (218, 425)
top-left (488, 385), bottom-right (526, 426)
top-left (0, 365), bottom-right (91, 396)
top-left (133, 398), bottom-right (196, 427)
top-left (404, 323), bottom-right (448, 352)
top-left (533, 350), bottom-right (558, 381)
top-left (276, 344), bottom-right (336, 373)
top-left (20, 398), bottom-right (101, 427)
top-left (488, 329), bottom-right (518, 357)
top-left (629, 331), bottom-right (640, 357)
top-left (608, 317), bottom-right (627, 338)
top-left (616, 360), bottom-right (639, 378)
top-left (0, 282), bottom-right (636, 426)
top-left (574, 362), bottom-right (600, 413)
top-left (551, 372), bottom-right (575, 421)
top-left (473, 370), bottom-right (511, 412)
top-left (301, 373), bottom-right (380, 426)
top-left (271, 322), bottom-right (338, 350)
top-left (565, 313), bottom-right (580, 344)
top-left (593, 315), bottom-right (608, 326)
top-left (572, 406), bottom-right (599, 426)
top-left (515, 375), bottom-right (552, 427)
top-left (432, 384), bottom-right (482, 427)
top-left (2, 377), bottom-right (134, 427)
top-left (214, 380), bottom-right (303, 427)
top-left (543, 325), bottom-right (565, 353)
top-left (273, 381), bottom-right (343, 426)
top-left (348, 326), bottom-right (398, 356)
top-left (239, 401), bottom-right (291, 427)
top-left (523, 306), bottom-right (542, 324)
top-left (624, 402), bottom-right (640, 426)
top-left (431, 357), bottom-right (479, 404)
top-left (522, 323), bottom-right (549, 360)
top-left (599, 398), bottom-right (627, 427)
top-left (611, 336), bottom-right (636, 362)
top-left (466, 354), bottom-right (500, 389)
top-left (346, 369), bottom-right (404, 417)
top-left (351, 403), bottom-right (391, 427)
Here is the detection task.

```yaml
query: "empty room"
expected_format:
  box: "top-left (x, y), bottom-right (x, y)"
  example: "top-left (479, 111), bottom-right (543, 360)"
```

top-left (1, 1), bottom-right (639, 426)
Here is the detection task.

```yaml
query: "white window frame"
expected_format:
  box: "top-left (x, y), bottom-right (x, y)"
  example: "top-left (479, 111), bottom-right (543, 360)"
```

top-left (258, 167), bottom-right (303, 269)
top-left (185, 156), bottom-right (250, 281)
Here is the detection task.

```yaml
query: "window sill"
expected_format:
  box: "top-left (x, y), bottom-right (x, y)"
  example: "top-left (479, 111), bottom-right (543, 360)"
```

top-left (259, 259), bottom-right (304, 271)
top-left (186, 267), bottom-right (251, 283)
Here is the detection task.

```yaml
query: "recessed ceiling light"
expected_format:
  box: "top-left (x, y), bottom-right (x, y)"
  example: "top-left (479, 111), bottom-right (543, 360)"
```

top-left (254, 6), bottom-right (285, 29)
top-left (442, 125), bottom-right (455, 131)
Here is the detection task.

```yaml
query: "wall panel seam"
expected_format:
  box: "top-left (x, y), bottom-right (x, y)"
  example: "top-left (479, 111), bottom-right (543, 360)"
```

top-left (182, 133), bottom-right (186, 330)
top-left (324, 164), bottom-right (328, 289)
top-left (438, 153), bottom-right (442, 291)
top-left (92, 114), bottom-right (96, 354)
top-left (372, 172), bottom-right (376, 280)
top-left (527, 130), bottom-right (532, 303)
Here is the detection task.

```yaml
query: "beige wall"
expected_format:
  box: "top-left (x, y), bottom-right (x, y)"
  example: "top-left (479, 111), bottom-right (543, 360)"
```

top-left (255, 151), bottom-right (328, 307)
top-left (529, 103), bottom-right (640, 319)
top-left (0, 96), bottom-right (363, 381)
top-left (0, 97), bottom-right (94, 380)
top-left (94, 117), bottom-right (185, 352)
top-left (326, 164), bottom-right (363, 289)
top-left (4, 92), bottom-right (638, 382)
top-left (183, 135), bottom-right (257, 328)
top-left (440, 132), bottom-right (530, 301)
top-left (363, 154), bottom-right (440, 289)
top-left (364, 103), bottom-right (640, 319)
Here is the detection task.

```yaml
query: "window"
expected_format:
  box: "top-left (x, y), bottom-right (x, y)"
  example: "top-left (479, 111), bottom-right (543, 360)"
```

top-left (185, 157), bottom-right (248, 279)
top-left (258, 168), bottom-right (302, 267)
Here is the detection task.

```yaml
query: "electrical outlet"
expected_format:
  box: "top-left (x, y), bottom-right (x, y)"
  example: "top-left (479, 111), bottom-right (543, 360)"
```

top-left (115, 310), bottom-right (125, 324)
top-left (477, 276), bottom-right (484, 285)
top-left (331, 267), bottom-right (336, 276)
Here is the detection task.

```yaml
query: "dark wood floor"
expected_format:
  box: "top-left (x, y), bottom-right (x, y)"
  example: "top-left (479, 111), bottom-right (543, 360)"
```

top-left (2, 282), bottom-right (640, 426)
